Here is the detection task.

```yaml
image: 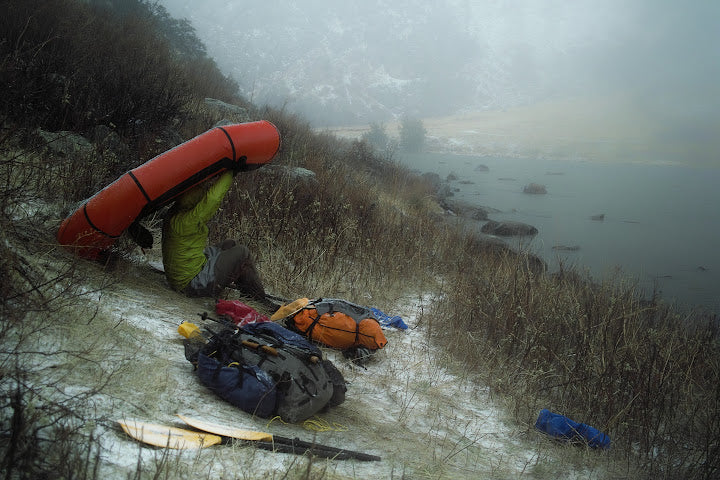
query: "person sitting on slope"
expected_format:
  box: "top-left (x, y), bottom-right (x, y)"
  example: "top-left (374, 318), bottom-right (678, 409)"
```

top-left (161, 170), bottom-right (273, 308)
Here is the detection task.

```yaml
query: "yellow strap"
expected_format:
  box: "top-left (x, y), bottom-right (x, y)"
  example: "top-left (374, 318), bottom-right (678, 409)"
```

top-left (302, 416), bottom-right (348, 432)
top-left (266, 416), bottom-right (288, 429)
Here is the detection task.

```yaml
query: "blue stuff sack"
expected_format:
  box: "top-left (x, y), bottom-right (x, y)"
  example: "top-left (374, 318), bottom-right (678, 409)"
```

top-left (370, 307), bottom-right (408, 330)
top-left (535, 409), bottom-right (611, 449)
top-left (196, 353), bottom-right (278, 418)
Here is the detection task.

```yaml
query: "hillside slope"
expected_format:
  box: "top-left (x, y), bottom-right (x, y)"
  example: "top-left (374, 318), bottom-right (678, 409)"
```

top-left (2, 208), bottom-right (607, 479)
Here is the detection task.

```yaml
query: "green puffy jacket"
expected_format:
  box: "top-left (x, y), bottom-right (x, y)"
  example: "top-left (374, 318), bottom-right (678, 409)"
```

top-left (162, 172), bottom-right (233, 291)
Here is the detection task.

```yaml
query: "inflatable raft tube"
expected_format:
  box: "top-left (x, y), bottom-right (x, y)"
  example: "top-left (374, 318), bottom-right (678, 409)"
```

top-left (57, 121), bottom-right (281, 260)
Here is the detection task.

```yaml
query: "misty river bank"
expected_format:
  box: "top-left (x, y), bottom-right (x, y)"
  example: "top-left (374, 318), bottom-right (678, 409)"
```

top-left (399, 152), bottom-right (720, 315)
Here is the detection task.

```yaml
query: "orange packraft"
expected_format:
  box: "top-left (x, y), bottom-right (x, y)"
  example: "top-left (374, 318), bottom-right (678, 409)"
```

top-left (282, 298), bottom-right (387, 350)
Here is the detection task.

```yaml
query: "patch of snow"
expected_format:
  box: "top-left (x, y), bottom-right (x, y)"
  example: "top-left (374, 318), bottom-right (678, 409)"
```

top-left (4, 256), bottom-right (598, 478)
top-left (93, 289), bottom-right (523, 477)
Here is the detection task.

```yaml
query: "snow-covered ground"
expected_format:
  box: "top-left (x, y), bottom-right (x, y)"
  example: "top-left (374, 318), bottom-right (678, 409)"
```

top-left (4, 248), bottom-right (606, 479)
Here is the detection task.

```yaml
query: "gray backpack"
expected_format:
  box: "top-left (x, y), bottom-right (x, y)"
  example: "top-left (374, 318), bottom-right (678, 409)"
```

top-left (187, 321), bottom-right (346, 422)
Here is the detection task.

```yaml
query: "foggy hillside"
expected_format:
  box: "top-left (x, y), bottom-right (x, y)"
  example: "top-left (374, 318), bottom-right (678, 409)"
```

top-left (159, 0), bottom-right (720, 147)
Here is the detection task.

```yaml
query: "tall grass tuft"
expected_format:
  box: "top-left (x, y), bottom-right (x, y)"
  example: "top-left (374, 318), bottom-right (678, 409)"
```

top-left (216, 109), bottom-right (448, 304)
top-left (427, 242), bottom-right (720, 479)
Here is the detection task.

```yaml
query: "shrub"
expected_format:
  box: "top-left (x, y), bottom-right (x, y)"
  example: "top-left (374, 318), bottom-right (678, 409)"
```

top-left (399, 116), bottom-right (426, 153)
top-left (2, 1), bottom-right (191, 136)
top-left (361, 122), bottom-right (390, 151)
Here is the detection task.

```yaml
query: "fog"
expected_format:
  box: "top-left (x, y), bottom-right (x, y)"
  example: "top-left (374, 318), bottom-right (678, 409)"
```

top-left (155, 0), bottom-right (719, 311)
top-left (159, 0), bottom-right (719, 166)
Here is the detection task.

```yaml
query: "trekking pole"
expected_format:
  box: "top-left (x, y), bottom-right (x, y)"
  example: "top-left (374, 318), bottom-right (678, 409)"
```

top-left (176, 312), bottom-right (234, 344)
top-left (265, 293), bottom-right (292, 304)
top-left (179, 313), bottom-right (280, 357)
top-left (180, 312), bottom-right (318, 363)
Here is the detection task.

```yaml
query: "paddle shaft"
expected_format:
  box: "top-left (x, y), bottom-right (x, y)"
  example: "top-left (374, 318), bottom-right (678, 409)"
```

top-left (176, 414), bottom-right (379, 461)
top-left (234, 435), bottom-right (381, 461)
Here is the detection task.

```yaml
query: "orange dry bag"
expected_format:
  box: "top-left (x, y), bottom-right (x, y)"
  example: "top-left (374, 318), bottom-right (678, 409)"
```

top-left (281, 298), bottom-right (387, 351)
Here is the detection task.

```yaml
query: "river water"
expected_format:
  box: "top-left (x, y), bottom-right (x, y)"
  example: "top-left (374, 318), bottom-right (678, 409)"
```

top-left (399, 153), bottom-right (720, 315)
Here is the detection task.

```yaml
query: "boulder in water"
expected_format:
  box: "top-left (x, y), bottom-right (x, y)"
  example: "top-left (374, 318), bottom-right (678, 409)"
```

top-left (552, 245), bottom-right (580, 251)
top-left (523, 183), bottom-right (547, 194)
top-left (481, 220), bottom-right (538, 236)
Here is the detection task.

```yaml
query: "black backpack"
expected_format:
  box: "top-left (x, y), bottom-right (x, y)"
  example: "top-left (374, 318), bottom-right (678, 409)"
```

top-left (185, 320), bottom-right (346, 423)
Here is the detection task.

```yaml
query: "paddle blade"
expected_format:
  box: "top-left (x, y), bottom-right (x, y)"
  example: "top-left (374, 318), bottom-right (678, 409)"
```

top-left (118, 419), bottom-right (222, 449)
top-left (177, 414), bottom-right (273, 441)
top-left (270, 297), bottom-right (309, 321)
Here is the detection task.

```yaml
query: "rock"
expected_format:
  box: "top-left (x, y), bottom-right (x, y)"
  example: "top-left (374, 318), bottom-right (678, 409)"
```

top-left (421, 172), bottom-right (442, 192)
top-left (481, 220), bottom-right (538, 236)
top-left (467, 233), bottom-right (546, 275)
top-left (35, 129), bottom-right (93, 157)
top-left (590, 213), bottom-right (605, 221)
top-left (438, 184), bottom-right (454, 198)
top-left (440, 199), bottom-right (500, 221)
top-left (475, 164), bottom-right (489, 172)
top-left (523, 183), bottom-right (547, 194)
top-left (469, 208), bottom-right (489, 221)
top-left (552, 245), bottom-right (580, 251)
top-left (262, 165), bottom-right (318, 185)
top-left (152, 127), bottom-right (184, 152)
top-left (204, 97), bottom-right (250, 119)
top-left (447, 172), bottom-right (458, 181)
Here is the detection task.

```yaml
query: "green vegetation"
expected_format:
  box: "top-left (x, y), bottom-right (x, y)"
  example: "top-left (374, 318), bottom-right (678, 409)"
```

top-left (1, 1), bottom-right (718, 479)
top-left (399, 116), bottom-right (427, 153)
top-left (361, 121), bottom-right (391, 152)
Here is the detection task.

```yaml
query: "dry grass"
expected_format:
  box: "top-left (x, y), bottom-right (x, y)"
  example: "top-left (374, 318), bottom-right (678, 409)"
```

top-left (216, 117), bottom-right (448, 305)
top-left (2, 2), bottom-right (719, 479)
top-left (426, 246), bottom-right (720, 479)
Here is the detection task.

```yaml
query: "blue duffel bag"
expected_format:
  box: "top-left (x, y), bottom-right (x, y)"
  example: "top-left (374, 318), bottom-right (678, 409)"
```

top-left (196, 352), bottom-right (278, 418)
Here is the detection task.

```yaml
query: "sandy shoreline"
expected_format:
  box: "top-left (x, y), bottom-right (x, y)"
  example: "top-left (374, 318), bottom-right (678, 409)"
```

top-left (317, 96), bottom-right (717, 168)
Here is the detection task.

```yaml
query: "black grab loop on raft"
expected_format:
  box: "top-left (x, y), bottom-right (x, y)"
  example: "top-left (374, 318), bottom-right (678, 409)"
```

top-left (234, 155), bottom-right (262, 172)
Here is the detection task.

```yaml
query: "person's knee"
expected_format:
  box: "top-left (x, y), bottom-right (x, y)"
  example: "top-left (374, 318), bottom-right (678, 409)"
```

top-left (215, 244), bottom-right (254, 285)
top-left (218, 239), bottom-right (237, 250)
top-left (227, 244), bottom-right (251, 262)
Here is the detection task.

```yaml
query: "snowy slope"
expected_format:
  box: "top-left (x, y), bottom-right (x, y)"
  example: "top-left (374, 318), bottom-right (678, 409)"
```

top-left (8, 248), bottom-right (603, 479)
